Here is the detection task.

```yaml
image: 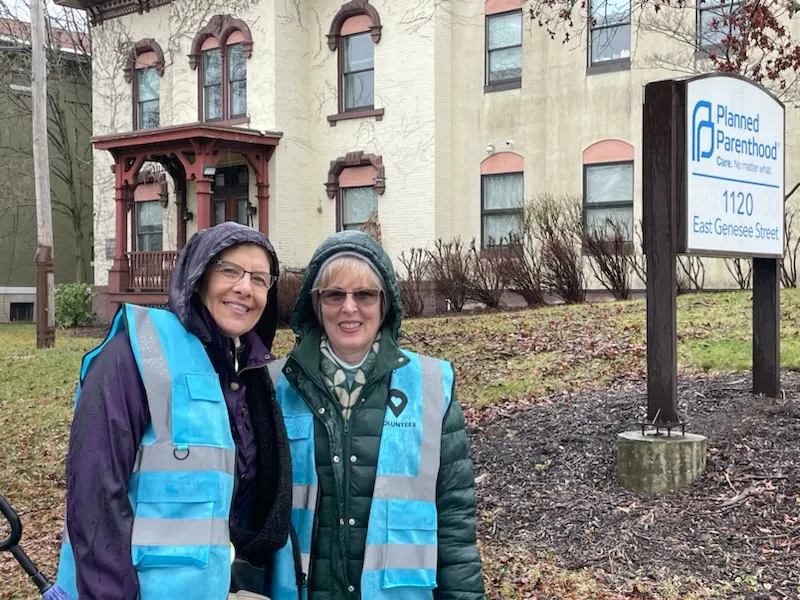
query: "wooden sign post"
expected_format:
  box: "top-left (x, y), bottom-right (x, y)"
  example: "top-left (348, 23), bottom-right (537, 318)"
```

top-left (642, 74), bottom-right (784, 425)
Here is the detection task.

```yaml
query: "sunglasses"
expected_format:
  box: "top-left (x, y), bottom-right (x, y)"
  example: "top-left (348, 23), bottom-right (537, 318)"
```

top-left (316, 288), bottom-right (382, 307)
top-left (212, 260), bottom-right (277, 291)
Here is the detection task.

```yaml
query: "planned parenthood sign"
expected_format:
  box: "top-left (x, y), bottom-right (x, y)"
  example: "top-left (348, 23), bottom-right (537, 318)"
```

top-left (685, 75), bottom-right (785, 258)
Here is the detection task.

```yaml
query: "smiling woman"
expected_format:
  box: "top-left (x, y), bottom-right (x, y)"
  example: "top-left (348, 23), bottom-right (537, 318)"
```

top-left (55, 222), bottom-right (300, 600)
top-left (265, 231), bottom-right (486, 599)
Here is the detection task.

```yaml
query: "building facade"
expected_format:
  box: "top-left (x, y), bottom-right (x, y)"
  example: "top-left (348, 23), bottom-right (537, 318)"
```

top-left (59, 0), bottom-right (800, 318)
top-left (0, 18), bottom-right (93, 323)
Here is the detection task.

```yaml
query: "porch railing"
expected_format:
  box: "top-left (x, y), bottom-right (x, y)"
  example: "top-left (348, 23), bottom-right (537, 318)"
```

top-left (128, 251), bottom-right (179, 292)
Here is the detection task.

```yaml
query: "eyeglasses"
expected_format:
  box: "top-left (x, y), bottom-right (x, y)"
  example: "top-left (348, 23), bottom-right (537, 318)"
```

top-left (316, 288), bottom-right (382, 307)
top-left (212, 260), bottom-right (277, 291)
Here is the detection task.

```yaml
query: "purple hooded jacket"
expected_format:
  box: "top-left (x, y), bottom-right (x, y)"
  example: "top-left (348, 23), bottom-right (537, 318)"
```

top-left (63, 223), bottom-right (291, 599)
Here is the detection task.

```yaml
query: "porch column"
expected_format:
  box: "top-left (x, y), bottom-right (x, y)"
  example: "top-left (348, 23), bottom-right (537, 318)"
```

top-left (108, 181), bottom-right (131, 293)
top-left (256, 154), bottom-right (269, 234)
top-left (196, 177), bottom-right (212, 230)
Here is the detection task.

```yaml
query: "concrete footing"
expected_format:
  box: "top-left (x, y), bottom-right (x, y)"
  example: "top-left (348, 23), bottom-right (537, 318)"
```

top-left (617, 431), bottom-right (708, 493)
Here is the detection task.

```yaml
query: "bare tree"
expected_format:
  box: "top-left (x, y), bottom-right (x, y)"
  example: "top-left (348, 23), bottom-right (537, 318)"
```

top-left (398, 247), bottom-right (430, 318)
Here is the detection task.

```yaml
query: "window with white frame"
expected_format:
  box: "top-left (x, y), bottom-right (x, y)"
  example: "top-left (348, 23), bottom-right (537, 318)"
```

top-left (481, 172), bottom-right (524, 247)
top-left (486, 11), bottom-right (522, 87)
top-left (697, 0), bottom-right (741, 50)
top-left (136, 201), bottom-right (163, 251)
top-left (583, 162), bottom-right (633, 241)
top-left (340, 186), bottom-right (378, 231)
top-left (136, 67), bottom-right (160, 129)
top-left (589, 0), bottom-right (631, 66)
top-left (342, 32), bottom-right (375, 111)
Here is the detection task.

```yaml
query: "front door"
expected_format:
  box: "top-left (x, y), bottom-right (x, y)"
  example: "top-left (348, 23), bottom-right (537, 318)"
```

top-left (212, 165), bottom-right (251, 226)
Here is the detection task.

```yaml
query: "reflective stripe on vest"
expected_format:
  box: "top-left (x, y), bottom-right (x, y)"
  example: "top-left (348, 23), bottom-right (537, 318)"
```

top-left (267, 351), bottom-right (453, 600)
top-left (56, 305), bottom-right (236, 600)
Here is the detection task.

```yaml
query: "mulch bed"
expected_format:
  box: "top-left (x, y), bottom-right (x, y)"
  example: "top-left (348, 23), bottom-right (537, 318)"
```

top-left (470, 372), bottom-right (800, 597)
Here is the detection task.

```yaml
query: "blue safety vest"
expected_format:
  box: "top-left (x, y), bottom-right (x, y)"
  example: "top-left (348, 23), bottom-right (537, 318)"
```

top-left (56, 304), bottom-right (236, 600)
top-left (267, 351), bottom-right (453, 600)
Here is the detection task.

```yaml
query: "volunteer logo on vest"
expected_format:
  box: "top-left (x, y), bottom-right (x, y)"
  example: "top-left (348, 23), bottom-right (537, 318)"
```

top-left (387, 389), bottom-right (408, 417)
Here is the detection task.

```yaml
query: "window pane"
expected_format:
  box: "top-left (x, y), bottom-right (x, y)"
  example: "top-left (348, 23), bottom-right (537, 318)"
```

top-left (213, 201), bottom-right (225, 225)
top-left (203, 48), bottom-right (222, 85)
top-left (230, 80), bottom-right (247, 116)
top-left (344, 33), bottom-right (374, 72)
top-left (590, 23), bottom-right (631, 63)
top-left (585, 205), bottom-right (633, 240)
top-left (483, 212), bottom-right (522, 246)
top-left (699, 4), bottom-right (740, 47)
top-left (137, 67), bottom-right (159, 102)
top-left (488, 47), bottom-right (522, 82)
top-left (591, 0), bottom-right (630, 26)
top-left (205, 84), bottom-right (222, 120)
top-left (136, 202), bottom-right (163, 251)
top-left (139, 99), bottom-right (159, 129)
top-left (483, 173), bottom-right (524, 210)
top-left (586, 163), bottom-right (633, 205)
top-left (488, 12), bottom-right (521, 50)
top-left (344, 71), bottom-right (374, 110)
top-left (237, 199), bottom-right (249, 225)
top-left (342, 187), bottom-right (378, 227)
top-left (228, 44), bottom-right (246, 81)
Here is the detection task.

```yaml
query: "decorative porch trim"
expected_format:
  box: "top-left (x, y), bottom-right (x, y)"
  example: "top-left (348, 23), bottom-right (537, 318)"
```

top-left (189, 15), bottom-right (253, 70)
top-left (327, 0), bottom-right (382, 51)
top-left (123, 38), bottom-right (165, 83)
top-left (325, 151), bottom-right (385, 199)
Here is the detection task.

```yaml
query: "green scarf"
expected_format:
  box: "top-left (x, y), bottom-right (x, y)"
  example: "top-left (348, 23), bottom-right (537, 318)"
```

top-left (320, 331), bottom-right (380, 421)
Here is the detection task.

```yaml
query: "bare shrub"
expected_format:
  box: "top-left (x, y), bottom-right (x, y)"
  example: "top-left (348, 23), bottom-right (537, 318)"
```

top-left (529, 194), bottom-right (585, 304)
top-left (582, 218), bottom-right (631, 300)
top-left (677, 257), bottom-right (705, 293)
top-left (498, 231), bottom-right (545, 307)
top-left (426, 237), bottom-right (472, 312)
top-left (725, 258), bottom-right (752, 290)
top-left (398, 248), bottom-right (430, 318)
top-left (782, 204), bottom-right (800, 288)
top-left (626, 220), bottom-right (647, 286)
top-left (277, 268), bottom-right (304, 327)
top-left (468, 239), bottom-right (506, 308)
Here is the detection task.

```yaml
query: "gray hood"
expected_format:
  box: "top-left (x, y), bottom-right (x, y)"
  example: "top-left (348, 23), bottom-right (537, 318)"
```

top-left (167, 222), bottom-right (280, 350)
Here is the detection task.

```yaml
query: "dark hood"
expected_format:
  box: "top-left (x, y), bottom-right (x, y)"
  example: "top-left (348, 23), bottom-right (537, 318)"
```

top-left (291, 230), bottom-right (402, 343)
top-left (168, 222), bottom-right (280, 351)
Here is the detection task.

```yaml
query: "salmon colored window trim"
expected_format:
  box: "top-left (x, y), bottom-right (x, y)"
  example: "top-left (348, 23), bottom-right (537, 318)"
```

top-left (339, 165), bottom-right (377, 188)
top-left (582, 139), bottom-right (634, 164)
top-left (485, 0), bottom-right (524, 15)
top-left (480, 151), bottom-right (524, 174)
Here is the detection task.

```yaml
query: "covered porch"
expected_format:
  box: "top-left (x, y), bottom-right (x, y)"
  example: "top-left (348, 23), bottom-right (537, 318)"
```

top-left (93, 123), bottom-right (281, 308)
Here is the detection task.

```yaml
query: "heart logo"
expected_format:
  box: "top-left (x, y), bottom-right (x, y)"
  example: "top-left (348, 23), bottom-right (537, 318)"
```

top-left (387, 389), bottom-right (408, 418)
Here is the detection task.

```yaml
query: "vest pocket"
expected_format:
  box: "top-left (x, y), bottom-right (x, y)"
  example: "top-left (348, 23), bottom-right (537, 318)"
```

top-left (172, 373), bottom-right (232, 449)
top-left (382, 501), bottom-right (438, 589)
top-left (131, 474), bottom-right (221, 569)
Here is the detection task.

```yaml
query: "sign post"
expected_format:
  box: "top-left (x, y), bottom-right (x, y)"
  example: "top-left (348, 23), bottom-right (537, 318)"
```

top-left (643, 73), bottom-right (784, 425)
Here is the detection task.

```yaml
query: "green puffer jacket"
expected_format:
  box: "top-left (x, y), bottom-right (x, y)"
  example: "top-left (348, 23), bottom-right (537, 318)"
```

top-left (280, 231), bottom-right (485, 600)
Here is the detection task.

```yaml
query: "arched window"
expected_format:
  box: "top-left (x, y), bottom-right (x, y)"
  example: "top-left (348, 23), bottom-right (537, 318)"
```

top-left (327, 1), bottom-right (384, 124)
top-left (326, 152), bottom-right (385, 231)
top-left (124, 39), bottom-right (164, 130)
top-left (480, 151), bottom-right (524, 247)
top-left (189, 16), bottom-right (253, 122)
top-left (582, 139), bottom-right (634, 242)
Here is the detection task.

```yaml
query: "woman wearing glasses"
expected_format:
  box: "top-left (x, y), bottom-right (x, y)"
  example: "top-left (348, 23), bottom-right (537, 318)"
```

top-left (56, 222), bottom-right (296, 600)
top-left (268, 231), bottom-right (485, 600)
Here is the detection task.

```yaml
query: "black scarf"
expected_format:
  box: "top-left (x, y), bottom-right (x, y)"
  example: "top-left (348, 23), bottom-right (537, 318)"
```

top-left (186, 296), bottom-right (292, 568)
top-left (230, 365), bottom-right (293, 567)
